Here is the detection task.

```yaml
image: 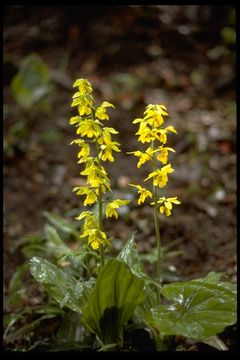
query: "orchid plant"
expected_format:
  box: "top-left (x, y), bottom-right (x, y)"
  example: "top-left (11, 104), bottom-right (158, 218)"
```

top-left (29, 78), bottom-right (236, 352)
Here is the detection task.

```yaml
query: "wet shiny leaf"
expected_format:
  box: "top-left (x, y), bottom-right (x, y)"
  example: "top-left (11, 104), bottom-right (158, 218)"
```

top-left (82, 258), bottom-right (145, 344)
top-left (30, 256), bottom-right (94, 313)
top-left (118, 235), bottom-right (152, 281)
top-left (147, 273), bottom-right (236, 340)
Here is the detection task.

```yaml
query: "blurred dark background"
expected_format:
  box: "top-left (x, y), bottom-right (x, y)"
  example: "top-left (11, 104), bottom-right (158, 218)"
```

top-left (4, 5), bottom-right (236, 284)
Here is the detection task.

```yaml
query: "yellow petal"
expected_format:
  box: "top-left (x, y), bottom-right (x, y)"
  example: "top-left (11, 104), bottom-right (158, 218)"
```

top-left (160, 206), bottom-right (165, 214)
top-left (164, 201), bottom-right (172, 210)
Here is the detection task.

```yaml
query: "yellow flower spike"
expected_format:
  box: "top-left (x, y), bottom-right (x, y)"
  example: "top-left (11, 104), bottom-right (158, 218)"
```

top-left (70, 78), bottom-right (126, 254)
top-left (105, 199), bottom-right (130, 219)
top-left (128, 103), bottom-right (181, 302)
top-left (129, 184), bottom-right (152, 205)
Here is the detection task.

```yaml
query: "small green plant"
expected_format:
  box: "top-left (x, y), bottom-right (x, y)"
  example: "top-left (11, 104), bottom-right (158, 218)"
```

top-left (16, 78), bottom-right (236, 351)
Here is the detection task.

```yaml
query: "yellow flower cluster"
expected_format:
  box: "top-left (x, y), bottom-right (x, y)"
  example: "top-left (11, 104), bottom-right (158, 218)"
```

top-left (70, 79), bottom-right (130, 250)
top-left (128, 104), bottom-right (180, 216)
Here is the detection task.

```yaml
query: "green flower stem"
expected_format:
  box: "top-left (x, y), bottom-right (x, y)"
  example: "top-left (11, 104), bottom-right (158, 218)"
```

top-left (98, 187), bottom-right (104, 267)
top-left (153, 186), bottom-right (161, 304)
top-left (94, 146), bottom-right (104, 266)
top-left (92, 108), bottom-right (105, 267)
top-left (151, 140), bottom-right (162, 305)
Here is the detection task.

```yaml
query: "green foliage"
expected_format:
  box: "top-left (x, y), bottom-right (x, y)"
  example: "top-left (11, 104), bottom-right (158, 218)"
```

top-left (146, 272), bottom-right (236, 341)
top-left (221, 27), bottom-right (236, 46)
top-left (4, 305), bottom-right (64, 351)
top-left (118, 235), bottom-right (164, 292)
top-left (118, 235), bottom-right (149, 280)
top-left (43, 211), bottom-right (79, 240)
top-left (30, 256), bottom-right (95, 314)
top-left (82, 258), bottom-right (145, 345)
top-left (5, 74), bottom-right (237, 351)
top-left (50, 311), bottom-right (93, 351)
top-left (11, 53), bottom-right (51, 111)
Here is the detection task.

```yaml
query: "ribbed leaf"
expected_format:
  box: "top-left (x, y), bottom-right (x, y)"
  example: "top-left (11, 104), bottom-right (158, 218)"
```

top-left (30, 256), bottom-right (94, 313)
top-left (44, 224), bottom-right (70, 256)
top-left (82, 258), bottom-right (145, 344)
top-left (118, 235), bottom-right (154, 285)
top-left (147, 273), bottom-right (237, 340)
top-left (44, 211), bottom-right (79, 239)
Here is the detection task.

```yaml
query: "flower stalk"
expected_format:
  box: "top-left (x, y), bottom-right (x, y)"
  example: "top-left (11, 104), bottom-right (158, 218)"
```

top-left (69, 78), bottom-right (130, 263)
top-left (128, 104), bottom-right (181, 304)
top-left (151, 143), bottom-right (162, 303)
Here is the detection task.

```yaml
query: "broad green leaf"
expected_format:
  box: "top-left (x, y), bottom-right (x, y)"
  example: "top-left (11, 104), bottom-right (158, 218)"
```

top-left (82, 258), bottom-right (145, 344)
top-left (147, 273), bottom-right (237, 340)
top-left (135, 284), bottom-right (157, 322)
top-left (195, 271), bottom-right (222, 283)
top-left (30, 256), bottom-right (94, 313)
top-left (44, 211), bottom-right (79, 239)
